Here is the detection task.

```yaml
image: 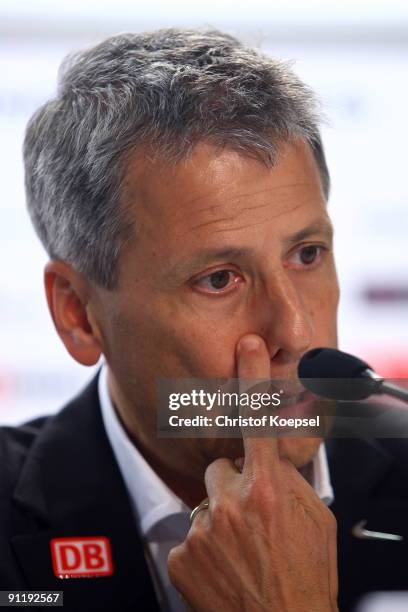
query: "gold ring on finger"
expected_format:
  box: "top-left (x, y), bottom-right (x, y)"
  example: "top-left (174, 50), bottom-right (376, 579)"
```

top-left (189, 497), bottom-right (209, 526)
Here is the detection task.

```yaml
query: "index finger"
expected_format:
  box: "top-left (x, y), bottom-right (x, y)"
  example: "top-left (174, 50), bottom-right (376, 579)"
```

top-left (236, 334), bottom-right (280, 473)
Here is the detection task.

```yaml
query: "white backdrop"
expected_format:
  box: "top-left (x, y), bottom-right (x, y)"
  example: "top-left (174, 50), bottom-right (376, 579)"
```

top-left (0, 1), bottom-right (407, 424)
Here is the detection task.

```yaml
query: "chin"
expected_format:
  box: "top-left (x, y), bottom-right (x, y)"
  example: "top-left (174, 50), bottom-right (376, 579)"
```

top-left (277, 436), bottom-right (323, 468)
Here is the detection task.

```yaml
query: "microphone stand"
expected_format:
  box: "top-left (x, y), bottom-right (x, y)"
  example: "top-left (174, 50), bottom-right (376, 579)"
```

top-left (364, 369), bottom-right (408, 404)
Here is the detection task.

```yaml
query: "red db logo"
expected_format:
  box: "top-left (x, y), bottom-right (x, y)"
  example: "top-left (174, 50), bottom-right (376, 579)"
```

top-left (50, 536), bottom-right (113, 578)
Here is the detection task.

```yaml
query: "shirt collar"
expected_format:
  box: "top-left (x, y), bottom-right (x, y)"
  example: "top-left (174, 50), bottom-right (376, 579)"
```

top-left (99, 363), bottom-right (333, 535)
top-left (300, 442), bottom-right (334, 506)
top-left (98, 363), bottom-right (189, 535)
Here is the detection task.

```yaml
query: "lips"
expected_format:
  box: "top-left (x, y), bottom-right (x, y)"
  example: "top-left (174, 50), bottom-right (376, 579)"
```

top-left (258, 378), bottom-right (317, 416)
top-left (277, 390), bottom-right (318, 419)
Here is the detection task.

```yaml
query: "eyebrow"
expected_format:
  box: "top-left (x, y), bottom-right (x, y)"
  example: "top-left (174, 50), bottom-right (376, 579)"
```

top-left (168, 219), bottom-right (334, 278)
top-left (287, 221), bottom-right (333, 245)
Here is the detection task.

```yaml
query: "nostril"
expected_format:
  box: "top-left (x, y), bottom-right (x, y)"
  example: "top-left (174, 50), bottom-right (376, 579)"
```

top-left (270, 348), bottom-right (292, 367)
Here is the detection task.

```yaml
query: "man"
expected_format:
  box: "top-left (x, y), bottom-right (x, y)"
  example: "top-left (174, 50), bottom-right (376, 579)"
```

top-left (1, 28), bottom-right (407, 612)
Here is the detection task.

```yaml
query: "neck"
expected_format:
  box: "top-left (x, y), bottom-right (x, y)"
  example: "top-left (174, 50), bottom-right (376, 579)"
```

top-left (129, 434), bottom-right (207, 508)
top-left (108, 378), bottom-right (209, 508)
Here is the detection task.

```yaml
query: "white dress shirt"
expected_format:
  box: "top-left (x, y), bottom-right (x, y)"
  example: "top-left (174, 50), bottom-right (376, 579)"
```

top-left (98, 363), bottom-right (334, 612)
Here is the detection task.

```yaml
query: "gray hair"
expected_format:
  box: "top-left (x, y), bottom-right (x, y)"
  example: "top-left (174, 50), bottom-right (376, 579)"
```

top-left (24, 28), bottom-right (330, 289)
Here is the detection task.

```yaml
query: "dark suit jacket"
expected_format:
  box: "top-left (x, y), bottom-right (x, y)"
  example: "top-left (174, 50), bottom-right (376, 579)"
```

top-left (1, 373), bottom-right (408, 611)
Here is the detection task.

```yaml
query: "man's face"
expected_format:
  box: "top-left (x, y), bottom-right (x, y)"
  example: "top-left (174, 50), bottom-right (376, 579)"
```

top-left (92, 139), bottom-right (339, 469)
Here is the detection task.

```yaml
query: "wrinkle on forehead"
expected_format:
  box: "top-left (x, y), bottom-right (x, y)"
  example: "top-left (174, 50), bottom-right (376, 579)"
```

top-left (209, 219), bottom-right (289, 235)
top-left (192, 182), bottom-right (317, 216)
top-left (187, 201), bottom-right (304, 234)
top-left (122, 139), bottom-right (325, 240)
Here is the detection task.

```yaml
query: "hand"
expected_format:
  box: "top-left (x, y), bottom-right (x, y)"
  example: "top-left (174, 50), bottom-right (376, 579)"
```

top-left (168, 334), bottom-right (338, 612)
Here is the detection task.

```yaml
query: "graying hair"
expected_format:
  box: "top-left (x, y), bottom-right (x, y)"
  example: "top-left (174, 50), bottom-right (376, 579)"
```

top-left (24, 28), bottom-right (330, 289)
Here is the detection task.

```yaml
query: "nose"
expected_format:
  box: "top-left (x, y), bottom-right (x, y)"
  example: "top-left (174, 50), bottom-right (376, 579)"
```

top-left (260, 271), bottom-right (314, 368)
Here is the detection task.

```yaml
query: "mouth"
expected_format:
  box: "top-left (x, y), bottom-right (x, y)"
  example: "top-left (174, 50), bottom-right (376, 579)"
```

top-left (276, 389), bottom-right (318, 419)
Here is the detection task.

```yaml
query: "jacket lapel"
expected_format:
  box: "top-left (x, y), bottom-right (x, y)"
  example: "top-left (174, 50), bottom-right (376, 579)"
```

top-left (10, 373), bottom-right (159, 611)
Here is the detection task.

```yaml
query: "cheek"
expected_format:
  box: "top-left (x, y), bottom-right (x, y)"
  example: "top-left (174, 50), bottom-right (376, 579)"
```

top-left (109, 300), bottom-right (240, 379)
top-left (309, 280), bottom-right (339, 341)
top-left (164, 322), bottom-right (240, 378)
top-left (142, 293), bottom-right (257, 377)
top-left (101, 309), bottom-right (146, 372)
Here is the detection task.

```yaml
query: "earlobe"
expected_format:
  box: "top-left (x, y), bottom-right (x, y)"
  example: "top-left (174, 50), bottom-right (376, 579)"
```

top-left (44, 261), bottom-right (102, 366)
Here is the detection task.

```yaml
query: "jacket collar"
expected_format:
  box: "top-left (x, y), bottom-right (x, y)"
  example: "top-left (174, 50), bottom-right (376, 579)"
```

top-left (13, 371), bottom-right (119, 523)
top-left (10, 372), bottom-right (159, 610)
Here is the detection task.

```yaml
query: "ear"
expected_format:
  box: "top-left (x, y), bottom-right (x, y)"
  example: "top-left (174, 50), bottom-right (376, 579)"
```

top-left (44, 260), bottom-right (102, 366)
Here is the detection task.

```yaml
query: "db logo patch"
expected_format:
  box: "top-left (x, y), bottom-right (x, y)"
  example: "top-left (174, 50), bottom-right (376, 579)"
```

top-left (50, 536), bottom-right (114, 578)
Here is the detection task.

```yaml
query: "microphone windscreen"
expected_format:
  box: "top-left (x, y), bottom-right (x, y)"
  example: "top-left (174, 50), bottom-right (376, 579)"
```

top-left (298, 348), bottom-right (378, 401)
top-left (298, 348), bottom-right (372, 379)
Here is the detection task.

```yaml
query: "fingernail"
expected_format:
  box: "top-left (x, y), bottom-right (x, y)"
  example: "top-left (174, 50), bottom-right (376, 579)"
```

top-left (238, 335), bottom-right (260, 353)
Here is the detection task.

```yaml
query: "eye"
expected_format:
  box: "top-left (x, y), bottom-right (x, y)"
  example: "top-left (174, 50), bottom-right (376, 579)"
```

top-left (290, 245), bottom-right (325, 268)
top-left (193, 269), bottom-right (243, 294)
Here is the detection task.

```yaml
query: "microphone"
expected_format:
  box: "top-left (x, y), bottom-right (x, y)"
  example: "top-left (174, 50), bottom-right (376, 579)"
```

top-left (298, 347), bottom-right (408, 404)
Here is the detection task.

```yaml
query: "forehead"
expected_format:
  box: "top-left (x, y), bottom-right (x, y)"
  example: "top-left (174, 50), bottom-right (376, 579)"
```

top-left (121, 139), bottom-right (328, 253)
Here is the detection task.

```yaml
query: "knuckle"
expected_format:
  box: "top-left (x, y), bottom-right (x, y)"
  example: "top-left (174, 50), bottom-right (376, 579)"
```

top-left (204, 457), bottom-right (231, 482)
top-left (188, 503), bottom-right (212, 541)
top-left (187, 521), bottom-right (207, 551)
top-left (204, 459), bottom-right (218, 482)
top-left (167, 545), bottom-right (186, 584)
top-left (210, 497), bottom-right (237, 529)
top-left (242, 475), bottom-right (277, 510)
